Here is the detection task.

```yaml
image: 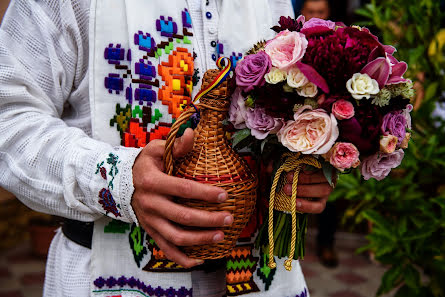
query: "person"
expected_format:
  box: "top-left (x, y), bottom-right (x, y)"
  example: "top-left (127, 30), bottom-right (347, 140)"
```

top-left (0, 0), bottom-right (332, 296)
top-left (300, 0), bottom-right (330, 20)
top-left (297, 0), bottom-right (340, 268)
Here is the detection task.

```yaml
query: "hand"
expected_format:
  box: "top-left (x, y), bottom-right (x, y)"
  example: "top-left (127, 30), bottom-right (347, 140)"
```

top-left (283, 169), bottom-right (333, 214)
top-left (131, 128), bottom-right (233, 268)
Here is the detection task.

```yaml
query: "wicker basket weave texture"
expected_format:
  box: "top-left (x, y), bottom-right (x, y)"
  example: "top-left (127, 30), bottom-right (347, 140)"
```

top-left (164, 70), bottom-right (257, 259)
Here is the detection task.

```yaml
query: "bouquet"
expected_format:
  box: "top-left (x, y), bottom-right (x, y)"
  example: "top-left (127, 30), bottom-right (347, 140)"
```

top-left (228, 16), bottom-right (414, 270)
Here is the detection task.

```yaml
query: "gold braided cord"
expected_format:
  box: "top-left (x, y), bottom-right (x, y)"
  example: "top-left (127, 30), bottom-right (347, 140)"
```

top-left (267, 152), bottom-right (322, 270)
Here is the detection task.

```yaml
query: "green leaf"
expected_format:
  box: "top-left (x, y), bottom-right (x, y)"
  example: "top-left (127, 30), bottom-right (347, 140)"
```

top-left (402, 225), bottom-right (435, 241)
top-left (424, 82), bottom-right (439, 102)
top-left (395, 285), bottom-right (420, 297)
top-left (232, 128), bottom-right (251, 148)
top-left (355, 7), bottom-right (373, 19)
top-left (377, 265), bottom-right (403, 295)
top-left (322, 162), bottom-right (336, 187)
top-left (404, 265), bottom-right (421, 288)
top-left (362, 210), bottom-right (393, 234)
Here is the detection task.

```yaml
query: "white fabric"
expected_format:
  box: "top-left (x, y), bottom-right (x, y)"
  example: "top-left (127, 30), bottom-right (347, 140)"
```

top-left (43, 228), bottom-right (91, 296)
top-left (0, 0), bottom-right (140, 224)
top-left (0, 0), bottom-right (309, 296)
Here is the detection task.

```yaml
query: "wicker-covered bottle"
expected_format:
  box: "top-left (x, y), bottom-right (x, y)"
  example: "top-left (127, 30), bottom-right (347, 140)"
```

top-left (163, 69), bottom-right (257, 259)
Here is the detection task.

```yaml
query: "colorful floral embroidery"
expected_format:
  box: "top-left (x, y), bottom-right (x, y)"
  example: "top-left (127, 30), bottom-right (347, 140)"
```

top-left (93, 276), bottom-right (192, 297)
top-left (129, 223), bottom-right (148, 268)
top-left (105, 10), bottom-right (194, 148)
top-left (106, 153), bottom-right (120, 190)
top-left (99, 188), bottom-right (121, 217)
top-left (96, 161), bottom-right (107, 180)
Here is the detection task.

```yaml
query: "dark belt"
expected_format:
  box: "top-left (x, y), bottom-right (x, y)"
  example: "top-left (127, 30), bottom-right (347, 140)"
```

top-left (62, 219), bottom-right (94, 249)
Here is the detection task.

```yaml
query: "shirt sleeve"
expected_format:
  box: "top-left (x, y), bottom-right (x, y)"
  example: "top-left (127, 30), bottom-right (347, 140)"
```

top-left (269, 0), bottom-right (296, 23)
top-left (0, 0), bottom-right (140, 224)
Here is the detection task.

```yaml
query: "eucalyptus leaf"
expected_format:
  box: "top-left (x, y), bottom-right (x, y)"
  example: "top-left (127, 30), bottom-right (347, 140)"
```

top-left (321, 161), bottom-right (336, 187)
top-left (232, 128), bottom-right (251, 148)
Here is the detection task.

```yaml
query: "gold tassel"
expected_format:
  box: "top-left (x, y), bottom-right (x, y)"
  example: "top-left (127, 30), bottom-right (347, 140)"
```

top-left (267, 153), bottom-right (321, 271)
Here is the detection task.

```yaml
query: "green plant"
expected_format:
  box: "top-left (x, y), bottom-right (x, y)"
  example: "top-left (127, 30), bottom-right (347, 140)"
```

top-left (331, 0), bottom-right (445, 296)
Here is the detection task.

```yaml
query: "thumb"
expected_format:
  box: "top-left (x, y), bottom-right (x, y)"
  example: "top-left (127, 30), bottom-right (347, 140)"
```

top-left (173, 128), bottom-right (195, 158)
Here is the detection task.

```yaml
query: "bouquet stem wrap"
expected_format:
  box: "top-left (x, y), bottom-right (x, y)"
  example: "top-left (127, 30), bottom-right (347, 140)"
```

top-left (267, 152), bottom-right (321, 270)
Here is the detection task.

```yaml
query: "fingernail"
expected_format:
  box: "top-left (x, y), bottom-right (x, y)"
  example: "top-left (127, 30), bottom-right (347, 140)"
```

top-left (224, 215), bottom-right (233, 226)
top-left (213, 233), bottom-right (224, 242)
top-left (195, 259), bottom-right (204, 265)
top-left (297, 201), bottom-right (302, 208)
top-left (218, 192), bottom-right (228, 202)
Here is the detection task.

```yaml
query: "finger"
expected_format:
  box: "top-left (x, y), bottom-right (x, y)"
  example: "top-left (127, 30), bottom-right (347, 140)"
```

top-left (172, 128), bottom-right (195, 158)
top-left (147, 172), bottom-right (228, 203)
top-left (286, 170), bottom-right (327, 184)
top-left (146, 194), bottom-right (233, 227)
top-left (143, 128), bottom-right (195, 160)
top-left (148, 214), bottom-right (225, 246)
top-left (283, 183), bottom-right (333, 198)
top-left (144, 225), bottom-right (203, 268)
top-left (295, 197), bottom-right (328, 214)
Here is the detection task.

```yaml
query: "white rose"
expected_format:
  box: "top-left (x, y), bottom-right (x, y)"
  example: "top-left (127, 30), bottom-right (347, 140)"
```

top-left (346, 73), bottom-right (379, 100)
top-left (265, 67), bottom-right (287, 84)
top-left (287, 67), bottom-right (309, 88)
top-left (297, 82), bottom-right (318, 97)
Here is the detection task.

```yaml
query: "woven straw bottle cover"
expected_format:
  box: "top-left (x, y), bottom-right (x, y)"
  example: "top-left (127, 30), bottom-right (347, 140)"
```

top-left (163, 66), bottom-right (257, 260)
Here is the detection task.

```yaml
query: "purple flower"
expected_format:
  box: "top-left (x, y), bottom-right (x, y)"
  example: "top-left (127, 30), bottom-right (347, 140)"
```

top-left (229, 88), bottom-right (248, 129)
top-left (245, 107), bottom-right (284, 140)
top-left (235, 51), bottom-right (271, 92)
top-left (381, 112), bottom-right (407, 145)
top-left (361, 149), bottom-right (405, 180)
top-left (302, 18), bottom-right (336, 30)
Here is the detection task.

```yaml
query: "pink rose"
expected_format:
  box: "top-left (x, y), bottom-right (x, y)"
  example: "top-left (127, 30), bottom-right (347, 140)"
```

top-left (302, 18), bottom-right (336, 30)
top-left (229, 88), bottom-right (248, 129)
top-left (277, 106), bottom-right (339, 154)
top-left (379, 135), bottom-right (398, 153)
top-left (265, 30), bottom-right (308, 70)
top-left (325, 142), bottom-right (360, 171)
top-left (361, 149), bottom-right (404, 181)
top-left (332, 99), bottom-right (355, 120)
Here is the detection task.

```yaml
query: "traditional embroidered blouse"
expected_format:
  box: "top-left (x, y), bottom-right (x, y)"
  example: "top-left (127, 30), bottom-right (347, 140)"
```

top-left (0, 0), bottom-right (309, 296)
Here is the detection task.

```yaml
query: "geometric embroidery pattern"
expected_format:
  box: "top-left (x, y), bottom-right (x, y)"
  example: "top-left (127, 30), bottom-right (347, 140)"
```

top-left (93, 275), bottom-right (192, 297)
top-left (104, 220), bottom-right (131, 234)
top-left (256, 252), bottom-right (276, 291)
top-left (129, 223), bottom-right (148, 268)
top-left (143, 236), bottom-right (192, 272)
top-left (226, 245), bottom-right (259, 296)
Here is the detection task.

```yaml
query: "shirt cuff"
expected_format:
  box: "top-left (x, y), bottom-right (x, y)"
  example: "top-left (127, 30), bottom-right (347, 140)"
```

top-left (90, 147), bottom-right (142, 224)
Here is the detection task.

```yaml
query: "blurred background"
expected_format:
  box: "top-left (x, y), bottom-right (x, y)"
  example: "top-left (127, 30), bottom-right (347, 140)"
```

top-left (0, 0), bottom-right (444, 296)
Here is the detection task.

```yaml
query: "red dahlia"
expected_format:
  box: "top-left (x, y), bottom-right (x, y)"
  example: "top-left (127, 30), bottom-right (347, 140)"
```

top-left (302, 27), bottom-right (385, 95)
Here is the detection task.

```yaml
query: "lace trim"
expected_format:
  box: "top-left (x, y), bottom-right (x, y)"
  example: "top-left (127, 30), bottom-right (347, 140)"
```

top-left (118, 147), bottom-right (143, 225)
